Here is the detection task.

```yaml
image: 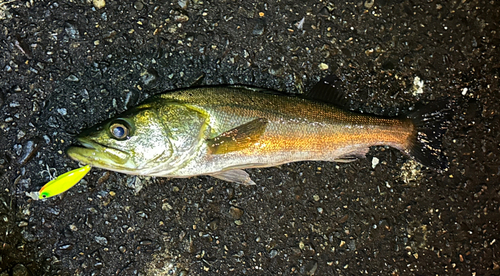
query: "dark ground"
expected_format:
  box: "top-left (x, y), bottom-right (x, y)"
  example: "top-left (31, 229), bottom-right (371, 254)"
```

top-left (1, 0), bottom-right (499, 275)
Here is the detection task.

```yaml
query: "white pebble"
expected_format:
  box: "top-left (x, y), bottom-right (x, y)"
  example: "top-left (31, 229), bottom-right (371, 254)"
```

top-left (57, 108), bottom-right (67, 116)
top-left (319, 63), bottom-right (329, 70)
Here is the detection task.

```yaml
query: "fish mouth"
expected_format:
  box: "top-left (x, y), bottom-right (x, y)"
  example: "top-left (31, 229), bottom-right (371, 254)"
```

top-left (66, 137), bottom-right (132, 167)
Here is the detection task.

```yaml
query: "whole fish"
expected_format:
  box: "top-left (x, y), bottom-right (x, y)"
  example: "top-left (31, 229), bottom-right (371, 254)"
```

top-left (67, 76), bottom-right (449, 185)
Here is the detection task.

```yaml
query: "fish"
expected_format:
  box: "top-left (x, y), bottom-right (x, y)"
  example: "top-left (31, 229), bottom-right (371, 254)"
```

top-left (39, 165), bottom-right (92, 199)
top-left (66, 76), bottom-right (450, 185)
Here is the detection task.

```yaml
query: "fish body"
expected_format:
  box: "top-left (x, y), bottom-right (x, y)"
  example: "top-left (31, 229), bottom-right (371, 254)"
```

top-left (67, 78), bottom-right (448, 184)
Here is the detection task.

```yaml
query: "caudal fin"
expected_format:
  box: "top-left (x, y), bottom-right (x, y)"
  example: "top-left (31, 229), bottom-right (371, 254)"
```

top-left (406, 101), bottom-right (452, 171)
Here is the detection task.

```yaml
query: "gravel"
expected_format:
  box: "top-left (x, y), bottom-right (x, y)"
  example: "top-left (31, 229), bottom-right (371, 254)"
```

top-left (0, 0), bottom-right (499, 275)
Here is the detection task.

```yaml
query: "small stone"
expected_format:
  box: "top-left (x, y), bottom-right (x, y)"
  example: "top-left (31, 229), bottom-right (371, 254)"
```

top-left (21, 229), bottom-right (36, 242)
top-left (167, 25), bottom-right (178, 33)
top-left (18, 221), bottom-right (28, 227)
top-left (319, 63), bottom-right (329, 70)
top-left (22, 208), bottom-right (30, 216)
top-left (17, 130), bottom-right (26, 140)
top-left (65, 22), bottom-right (79, 39)
top-left (46, 207), bottom-right (60, 215)
top-left (291, 247), bottom-right (301, 255)
top-left (141, 68), bottom-right (159, 87)
top-left (58, 244), bottom-right (73, 250)
top-left (47, 116), bottom-right (59, 128)
top-left (79, 89), bottom-right (90, 101)
top-left (174, 15), bottom-right (189, 22)
top-left (348, 240), bottom-right (356, 250)
top-left (93, 0), bottom-right (105, 9)
top-left (178, 0), bottom-right (188, 9)
top-left (202, 233), bottom-right (213, 242)
top-left (412, 76), bottom-right (424, 95)
top-left (133, 1), bottom-right (143, 10)
top-left (226, 187), bottom-right (234, 199)
top-left (269, 249), bottom-right (278, 258)
top-left (372, 157), bottom-right (379, 169)
top-left (339, 214), bottom-right (349, 223)
top-left (140, 239), bottom-right (152, 246)
top-left (313, 194), bottom-right (320, 201)
top-left (57, 108), bottom-right (67, 116)
top-left (13, 144), bottom-right (22, 155)
top-left (95, 236), bottom-right (108, 246)
top-left (162, 202), bottom-right (173, 211)
top-left (136, 211), bottom-right (148, 218)
top-left (295, 17), bottom-right (305, 30)
top-left (207, 218), bottom-right (219, 231)
top-left (252, 20), bottom-right (265, 35)
top-left (234, 220), bottom-right (243, 226)
top-left (229, 206), bottom-right (244, 219)
top-left (66, 74), bottom-right (79, 82)
top-left (301, 260), bottom-right (318, 275)
top-left (268, 65), bottom-right (284, 76)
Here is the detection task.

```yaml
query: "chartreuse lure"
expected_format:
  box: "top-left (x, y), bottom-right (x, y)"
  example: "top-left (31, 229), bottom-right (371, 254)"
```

top-left (39, 165), bottom-right (91, 199)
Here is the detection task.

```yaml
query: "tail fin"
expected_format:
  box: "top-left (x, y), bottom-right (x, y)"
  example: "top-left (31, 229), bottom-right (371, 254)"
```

top-left (406, 101), bottom-right (452, 171)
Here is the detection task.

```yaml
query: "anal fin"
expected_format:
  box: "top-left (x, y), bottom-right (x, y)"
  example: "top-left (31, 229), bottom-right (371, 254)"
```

top-left (334, 147), bottom-right (370, 163)
top-left (209, 169), bottom-right (256, 186)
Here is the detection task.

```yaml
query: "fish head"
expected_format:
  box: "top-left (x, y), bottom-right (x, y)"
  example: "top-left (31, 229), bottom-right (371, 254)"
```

top-left (66, 102), bottom-right (176, 174)
top-left (67, 99), bottom-right (209, 176)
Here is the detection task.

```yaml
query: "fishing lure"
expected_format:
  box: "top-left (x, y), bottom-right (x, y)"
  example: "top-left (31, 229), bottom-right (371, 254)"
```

top-left (39, 165), bottom-right (91, 199)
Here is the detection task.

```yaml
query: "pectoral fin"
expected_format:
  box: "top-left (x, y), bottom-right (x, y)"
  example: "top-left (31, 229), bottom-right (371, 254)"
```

top-left (207, 118), bottom-right (268, 154)
top-left (209, 169), bottom-right (256, 185)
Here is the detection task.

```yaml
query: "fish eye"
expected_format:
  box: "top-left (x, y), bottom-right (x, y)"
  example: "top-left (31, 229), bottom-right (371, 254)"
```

top-left (110, 121), bottom-right (130, 140)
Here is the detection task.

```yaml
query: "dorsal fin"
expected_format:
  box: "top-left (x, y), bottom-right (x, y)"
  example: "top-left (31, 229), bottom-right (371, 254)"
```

top-left (305, 75), bottom-right (349, 107)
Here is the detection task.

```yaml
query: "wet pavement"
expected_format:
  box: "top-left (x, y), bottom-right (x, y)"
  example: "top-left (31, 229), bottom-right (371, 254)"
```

top-left (1, 0), bottom-right (499, 275)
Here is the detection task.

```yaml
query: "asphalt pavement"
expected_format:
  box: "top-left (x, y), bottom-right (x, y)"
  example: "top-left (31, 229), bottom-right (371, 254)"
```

top-left (0, 0), bottom-right (499, 275)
